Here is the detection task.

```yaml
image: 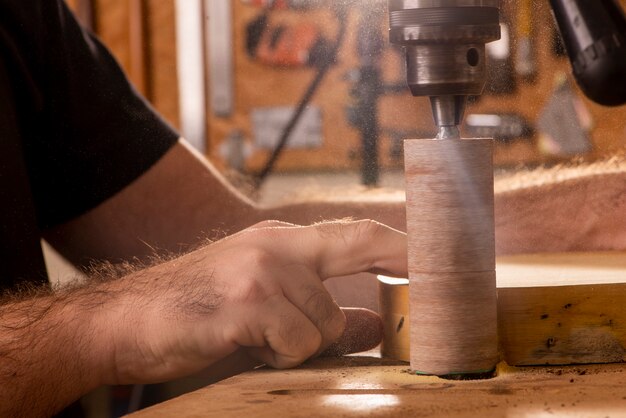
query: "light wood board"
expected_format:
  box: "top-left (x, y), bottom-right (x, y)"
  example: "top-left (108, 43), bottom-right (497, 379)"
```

top-left (497, 252), bottom-right (626, 365)
top-left (379, 251), bottom-right (626, 366)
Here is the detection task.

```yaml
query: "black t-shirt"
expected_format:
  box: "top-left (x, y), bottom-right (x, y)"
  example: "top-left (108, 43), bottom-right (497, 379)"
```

top-left (0, 0), bottom-right (179, 290)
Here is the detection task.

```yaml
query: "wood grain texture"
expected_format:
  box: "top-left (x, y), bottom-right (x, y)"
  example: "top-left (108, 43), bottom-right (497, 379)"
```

top-left (126, 356), bottom-right (626, 418)
top-left (497, 252), bottom-right (626, 365)
top-left (378, 251), bottom-right (626, 366)
top-left (404, 138), bottom-right (498, 375)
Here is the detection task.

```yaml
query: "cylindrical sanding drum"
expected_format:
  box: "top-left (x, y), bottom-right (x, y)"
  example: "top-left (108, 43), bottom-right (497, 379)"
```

top-left (404, 138), bottom-right (498, 376)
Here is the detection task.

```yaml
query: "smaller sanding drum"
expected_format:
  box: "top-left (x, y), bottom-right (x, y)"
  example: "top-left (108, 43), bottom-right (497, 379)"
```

top-left (404, 138), bottom-right (498, 376)
top-left (378, 276), bottom-right (410, 361)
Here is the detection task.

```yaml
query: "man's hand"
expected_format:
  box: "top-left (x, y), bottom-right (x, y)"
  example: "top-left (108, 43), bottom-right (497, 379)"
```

top-left (1, 220), bottom-right (405, 416)
top-left (101, 220), bottom-right (407, 385)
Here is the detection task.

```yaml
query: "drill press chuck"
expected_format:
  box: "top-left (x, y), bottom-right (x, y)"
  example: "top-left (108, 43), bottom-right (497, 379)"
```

top-left (389, 0), bottom-right (501, 130)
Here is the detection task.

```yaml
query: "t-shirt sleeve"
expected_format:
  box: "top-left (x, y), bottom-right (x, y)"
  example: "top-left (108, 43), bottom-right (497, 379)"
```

top-left (1, 0), bottom-right (179, 229)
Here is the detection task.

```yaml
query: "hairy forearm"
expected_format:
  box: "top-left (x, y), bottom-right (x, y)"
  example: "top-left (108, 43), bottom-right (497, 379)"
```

top-left (0, 285), bottom-right (113, 417)
top-left (0, 253), bottom-right (222, 417)
top-left (10, 220), bottom-right (404, 417)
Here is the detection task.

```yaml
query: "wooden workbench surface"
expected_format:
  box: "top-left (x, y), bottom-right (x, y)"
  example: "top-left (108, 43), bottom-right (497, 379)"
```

top-left (128, 355), bottom-right (626, 417)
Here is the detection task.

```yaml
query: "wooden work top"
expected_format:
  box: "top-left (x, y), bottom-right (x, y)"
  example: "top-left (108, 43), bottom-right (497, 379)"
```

top-left (126, 252), bottom-right (626, 416)
top-left (127, 355), bottom-right (626, 417)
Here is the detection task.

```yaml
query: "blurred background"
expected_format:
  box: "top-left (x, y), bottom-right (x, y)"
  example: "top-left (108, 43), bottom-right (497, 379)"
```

top-left (64, 0), bottom-right (626, 199)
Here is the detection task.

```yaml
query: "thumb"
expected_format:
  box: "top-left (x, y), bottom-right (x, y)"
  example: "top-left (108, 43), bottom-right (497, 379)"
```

top-left (320, 308), bottom-right (383, 357)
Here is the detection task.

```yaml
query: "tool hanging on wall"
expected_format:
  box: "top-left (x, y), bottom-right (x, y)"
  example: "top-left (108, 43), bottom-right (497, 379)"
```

top-left (537, 74), bottom-right (593, 157)
top-left (207, 0), bottom-right (235, 118)
top-left (344, 8), bottom-right (386, 186)
top-left (245, 13), bottom-right (331, 67)
top-left (551, 25), bottom-right (567, 57)
top-left (515, 0), bottom-right (537, 83)
top-left (465, 113), bottom-right (533, 142)
top-left (246, 1), bottom-right (397, 187)
top-left (251, 5), bottom-right (348, 189)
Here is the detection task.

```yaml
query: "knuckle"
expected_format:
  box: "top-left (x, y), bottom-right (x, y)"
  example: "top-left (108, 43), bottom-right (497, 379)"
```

top-left (303, 286), bottom-right (334, 319)
top-left (248, 221), bottom-right (272, 230)
top-left (237, 279), bottom-right (269, 304)
top-left (328, 309), bottom-right (347, 340)
top-left (251, 220), bottom-right (288, 229)
top-left (242, 246), bottom-right (274, 269)
top-left (279, 315), bottom-right (322, 362)
top-left (319, 306), bottom-right (346, 347)
top-left (302, 286), bottom-right (344, 338)
top-left (313, 221), bottom-right (345, 240)
top-left (227, 248), bottom-right (276, 305)
top-left (313, 219), bottom-right (383, 243)
top-left (227, 249), bottom-right (285, 305)
top-left (354, 219), bottom-right (382, 240)
top-left (241, 226), bottom-right (284, 246)
top-left (299, 327), bottom-right (323, 359)
top-left (306, 329), bottom-right (323, 356)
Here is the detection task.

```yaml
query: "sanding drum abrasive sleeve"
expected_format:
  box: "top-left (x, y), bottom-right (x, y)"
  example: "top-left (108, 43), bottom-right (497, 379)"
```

top-left (404, 138), bottom-right (498, 375)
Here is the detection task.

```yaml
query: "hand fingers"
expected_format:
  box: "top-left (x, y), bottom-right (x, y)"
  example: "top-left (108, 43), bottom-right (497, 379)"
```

top-left (279, 266), bottom-right (346, 353)
top-left (286, 220), bottom-right (408, 279)
top-left (213, 219), bottom-right (403, 370)
top-left (240, 220), bottom-right (401, 359)
top-left (246, 295), bottom-right (322, 369)
top-left (314, 220), bottom-right (407, 278)
top-left (321, 308), bottom-right (383, 357)
top-left (229, 220), bottom-right (406, 281)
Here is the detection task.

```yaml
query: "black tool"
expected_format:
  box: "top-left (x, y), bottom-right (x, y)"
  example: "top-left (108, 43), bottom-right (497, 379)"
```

top-left (550, 0), bottom-right (626, 106)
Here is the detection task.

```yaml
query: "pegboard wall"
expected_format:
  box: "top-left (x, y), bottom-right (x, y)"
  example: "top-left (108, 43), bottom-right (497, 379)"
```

top-left (209, 0), bottom-right (626, 173)
top-left (70, 0), bottom-right (626, 174)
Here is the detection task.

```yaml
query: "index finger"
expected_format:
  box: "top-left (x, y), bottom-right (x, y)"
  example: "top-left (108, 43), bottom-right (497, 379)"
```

top-left (287, 220), bottom-right (408, 280)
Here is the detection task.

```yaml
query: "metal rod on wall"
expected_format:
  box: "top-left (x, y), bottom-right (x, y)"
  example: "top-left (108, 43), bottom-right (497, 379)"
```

top-left (206, 0), bottom-right (234, 118)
